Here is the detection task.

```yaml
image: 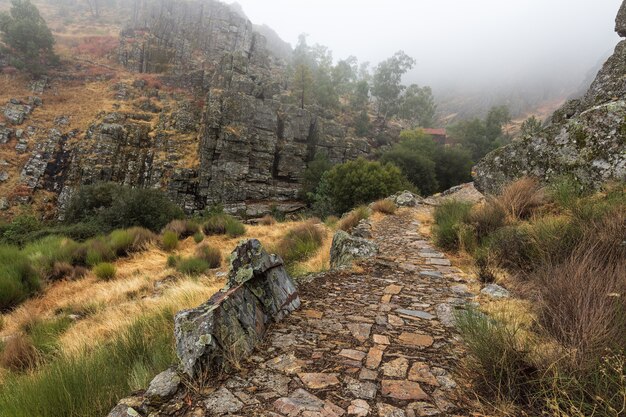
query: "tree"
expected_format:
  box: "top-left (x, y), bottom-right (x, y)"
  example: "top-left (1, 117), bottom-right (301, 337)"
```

top-left (85, 0), bottom-right (100, 17)
top-left (0, 0), bottom-right (57, 74)
top-left (332, 56), bottom-right (358, 95)
top-left (371, 51), bottom-right (415, 124)
top-left (485, 105), bottom-right (511, 141)
top-left (301, 152), bottom-right (333, 203)
top-left (354, 109), bottom-right (371, 137)
top-left (399, 84), bottom-right (437, 128)
top-left (314, 158), bottom-right (410, 214)
top-left (293, 63), bottom-right (313, 109)
top-left (520, 115), bottom-right (543, 137)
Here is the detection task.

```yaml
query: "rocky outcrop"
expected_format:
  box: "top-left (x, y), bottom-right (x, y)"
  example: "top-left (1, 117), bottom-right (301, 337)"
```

top-left (175, 239), bottom-right (300, 378)
top-left (474, 1), bottom-right (626, 194)
top-left (330, 230), bottom-right (378, 269)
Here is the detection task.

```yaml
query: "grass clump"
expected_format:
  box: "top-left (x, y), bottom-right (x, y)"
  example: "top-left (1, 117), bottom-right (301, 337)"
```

top-left (432, 200), bottom-right (472, 251)
top-left (176, 257), bottom-right (210, 276)
top-left (275, 221), bottom-right (325, 264)
top-left (338, 205), bottom-right (371, 232)
top-left (162, 219), bottom-right (200, 239)
top-left (93, 263), bottom-right (116, 281)
top-left (194, 244), bottom-right (222, 269)
top-left (202, 213), bottom-right (246, 238)
top-left (193, 232), bottom-right (204, 244)
top-left (0, 334), bottom-right (39, 372)
top-left (259, 214), bottom-right (276, 226)
top-left (161, 231), bottom-right (178, 252)
top-left (0, 310), bottom-right (176, 417)
top-left (22, 316), bottom-right (73, 359)
top-left (497, 177), bottom-right (545, 220)
top-left (371, 199), bottom-right (397, 215)
top-left (0, 245), bottom-right (41, 311)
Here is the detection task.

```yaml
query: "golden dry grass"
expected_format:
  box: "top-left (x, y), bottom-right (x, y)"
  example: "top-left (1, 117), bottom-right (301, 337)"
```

top-left (0, 218), bottom-right (333, 370)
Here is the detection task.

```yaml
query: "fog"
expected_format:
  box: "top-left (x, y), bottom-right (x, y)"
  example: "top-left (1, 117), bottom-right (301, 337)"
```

top-left (234, 0), bottom-right (622, 116)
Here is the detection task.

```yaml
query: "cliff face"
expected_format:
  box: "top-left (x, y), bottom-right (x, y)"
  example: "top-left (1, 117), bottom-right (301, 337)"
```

top-left (473, 1), bottom-right (626, 194)
top-left (51, 0), bottom-right (370, 216)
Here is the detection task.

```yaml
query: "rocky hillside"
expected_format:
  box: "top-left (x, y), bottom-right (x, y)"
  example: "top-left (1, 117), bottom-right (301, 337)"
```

top-left (0, 0), bottom-right (377, 219)
top-left (473, 1), bottom-right (626, 193)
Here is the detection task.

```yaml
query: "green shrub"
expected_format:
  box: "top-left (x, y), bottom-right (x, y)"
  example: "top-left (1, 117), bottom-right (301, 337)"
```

top-left (488, 225), bottom-right (537, 272)
top-left (0, 214), bottom-right (42, 246)
top-left (194, 244), bottom-right (221, 269)
top-left (432, 201), bottom-right (472, 251)
top-left (108, 228), bottom-right (155, 256)
top-left (166, 255), bottom-right (180, 268)
top-left (193, 232), bottom-right (204, 243)
top-left (64, 183), bottom-right (184, 233)
top-left (0, 245), bottom-right (41, 311)
top-left (202, 214), bottom-right (228, 235)
top-left (161, 231), bottom-right (178, 252)
top-left (314, 158), bottom-right (411, 214)
top-left (275, 221), bottom-right (325, 264)
top-left (84, 239), bottom-right (115, 267)
top-left (301, 152), bottom-right (333, 203)
top-left (0, 310), bottom-right (176, 417)
top-left (225, 217), bottom-right (246, 237)
top-left (22, 236), bottom-right (78, 278)
top-left (23, 316), bottom-right (72, 359)
top-left (455, 308), bottom-right (537, 403)
top-left (93, 263), bottom-right (116, 281)
top-left (468, 199), bottom-right (506, 242)
top-left (176, 258), bottom-right (210, 276)
top-left (529, 215), bottom-right (581, 265)
top-left (338, 205), bottom-right (371, 232)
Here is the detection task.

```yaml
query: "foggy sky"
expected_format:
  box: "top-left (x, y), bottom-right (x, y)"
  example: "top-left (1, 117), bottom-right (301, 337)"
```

top-left (234, 0), bottom-right (621, 93)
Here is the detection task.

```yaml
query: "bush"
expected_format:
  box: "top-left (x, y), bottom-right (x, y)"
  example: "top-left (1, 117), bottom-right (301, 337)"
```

top-left (108, 227), bottom-right (156, 256)
top-left (0, 310), bottom-right (176, 417)
top-left (0, 214), bottom-right (42, 246)
top-left (161, 220), bottom-right (199, 239)
top-left (488, 226), bottom-right (537, 272)
top-left (275, 221), bottom-right (325, 264)
top-left (497, 177), bottom-right (545, 220)
top-left (225, 217), bottom-right (246, 238)
top-left (22, 236), bottom-right (77, 278)
top-left (193, 232), bottom-right (204, 243)
top-left (64, 183), bottom-right (183, 233)
top-left (315, 158), bottom-right (411, 214)
top-left (203, 214), bottom-right (228, 235)
top-left (468, 199), bottom-right (506, 242)
top-left (0, 245), bottom-right (41, 311)
top-left (161, 231), bottom-right (178, 252)
top-left (93, 263), bottom-right (116, 281)
top-left (432, 201), bottom-right (472, 251)
top-left (83, 239), bottom-right (115, 267)
top-left (338, 205), bottom-right (371, 232)
top-left (301, 152), bottom-right (333, 203)
top-left (194, 244), bottom-right (222, 269)
top-left (456, 308), bottom-right (537, 403)
top-left (371, 199), bottom-right (397, 215)
top-left (176, 258), bottom-right (210, 276)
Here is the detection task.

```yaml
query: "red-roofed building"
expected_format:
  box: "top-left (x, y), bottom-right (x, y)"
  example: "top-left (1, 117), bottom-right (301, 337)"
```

top-left (422, 128), bottom-right (447, 145)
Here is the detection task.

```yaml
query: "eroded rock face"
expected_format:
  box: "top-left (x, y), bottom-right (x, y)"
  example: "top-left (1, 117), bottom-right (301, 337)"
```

top-left (474, 1), bottom-right (626, 194)
top-left (175, 239), bottom-right (300, 378)
top-left (330, 230), bottom-right (378, 269)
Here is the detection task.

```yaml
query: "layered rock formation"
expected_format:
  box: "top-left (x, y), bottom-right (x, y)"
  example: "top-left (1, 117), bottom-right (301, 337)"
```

top-left (175, 239), bottom-right (300, 377)
top-left (474, 2), bottom-right (626, 193)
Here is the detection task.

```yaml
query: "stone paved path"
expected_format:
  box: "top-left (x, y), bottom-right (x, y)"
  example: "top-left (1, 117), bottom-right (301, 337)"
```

top-left (196, 208), bottom-right (473, 416)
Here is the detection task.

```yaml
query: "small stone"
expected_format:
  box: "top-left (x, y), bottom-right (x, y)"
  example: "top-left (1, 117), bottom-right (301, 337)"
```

top-left (204, 388), bottom-right (244, 415)
top-left (388, 315), bottom-right (405, 327)
top-left (395, 309), bottom-right (434, 320)
top-left (398, 332), bottom-right (434, 348)
top-left (435, 304), bottom-right (456, 327)
top-left (346, 377), bottom-right (377, 400)
top-left (382, 357), bottom-right (409, 378)
top-left (274, 389), bottom-right (325, 416)
top-left (347, 323), bottom-right (372, 342)
top-left (426, 258), bottom-right (451, 266)
top-left (481, 283), bottom-right (510, 298)
top-left (299, 373), bottom-right (341, 389)
top-left (418, 252), bottom-right (444, 258)
top-left (266, 352), bottom-right (305, 375)
top-left (408, 362), bottom-right (439, 386)
top-left (145, 368), bottom-right (180, 401)
top-left (377, 402), bottom-right (406, 417)
top-left (303, 309), bottom-right (324, 319)
top-left (340, 349), bottom-right (367, 361)
top-left (348, 399), bottom-right (370, 416)
top-left (373, 334), bottom-right (390, 345)
top-left (407, 402), bottom-right (440, 416)
top-left (366, 346), bottom-right (384, 369)
top-left (381, 380), bottom-right (428, 401)
top-left (436, 375), bottom-right (457, 390)
top-left (419, 271), bottom-right (442, 279)
top-left (359, 368), bottom-right (378, 381)
top-left (384, 284), bottom-right (403, 295)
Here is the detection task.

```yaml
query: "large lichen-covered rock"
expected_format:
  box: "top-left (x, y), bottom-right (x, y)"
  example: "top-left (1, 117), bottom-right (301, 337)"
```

top-left (330, 230), bottom-right (378, 269)
top-left (174, 239), bottom-right (300, 378)
top-left (474, 0), bottom-right (626, 194)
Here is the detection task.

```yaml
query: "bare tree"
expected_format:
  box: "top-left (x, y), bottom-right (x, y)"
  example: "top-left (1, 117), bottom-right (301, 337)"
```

top-left (86, 0), bottom-right (99, 17)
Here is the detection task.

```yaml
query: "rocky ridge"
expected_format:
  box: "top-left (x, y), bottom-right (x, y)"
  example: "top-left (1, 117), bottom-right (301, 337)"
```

top-left (474, 0), bottom-right (626, 193)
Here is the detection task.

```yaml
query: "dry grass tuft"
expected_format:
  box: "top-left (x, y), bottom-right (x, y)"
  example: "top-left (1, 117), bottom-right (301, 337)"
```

top-left (0, 334), bottom-right (38, 372)
top-left (338, 206), bottom-right (371, 232)
top-left (497, 177), bottom-right (545, 220)
top-left (371, 199), bottom-right (397, 215)
top-left (259, 215), bottom-right (276, 226)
